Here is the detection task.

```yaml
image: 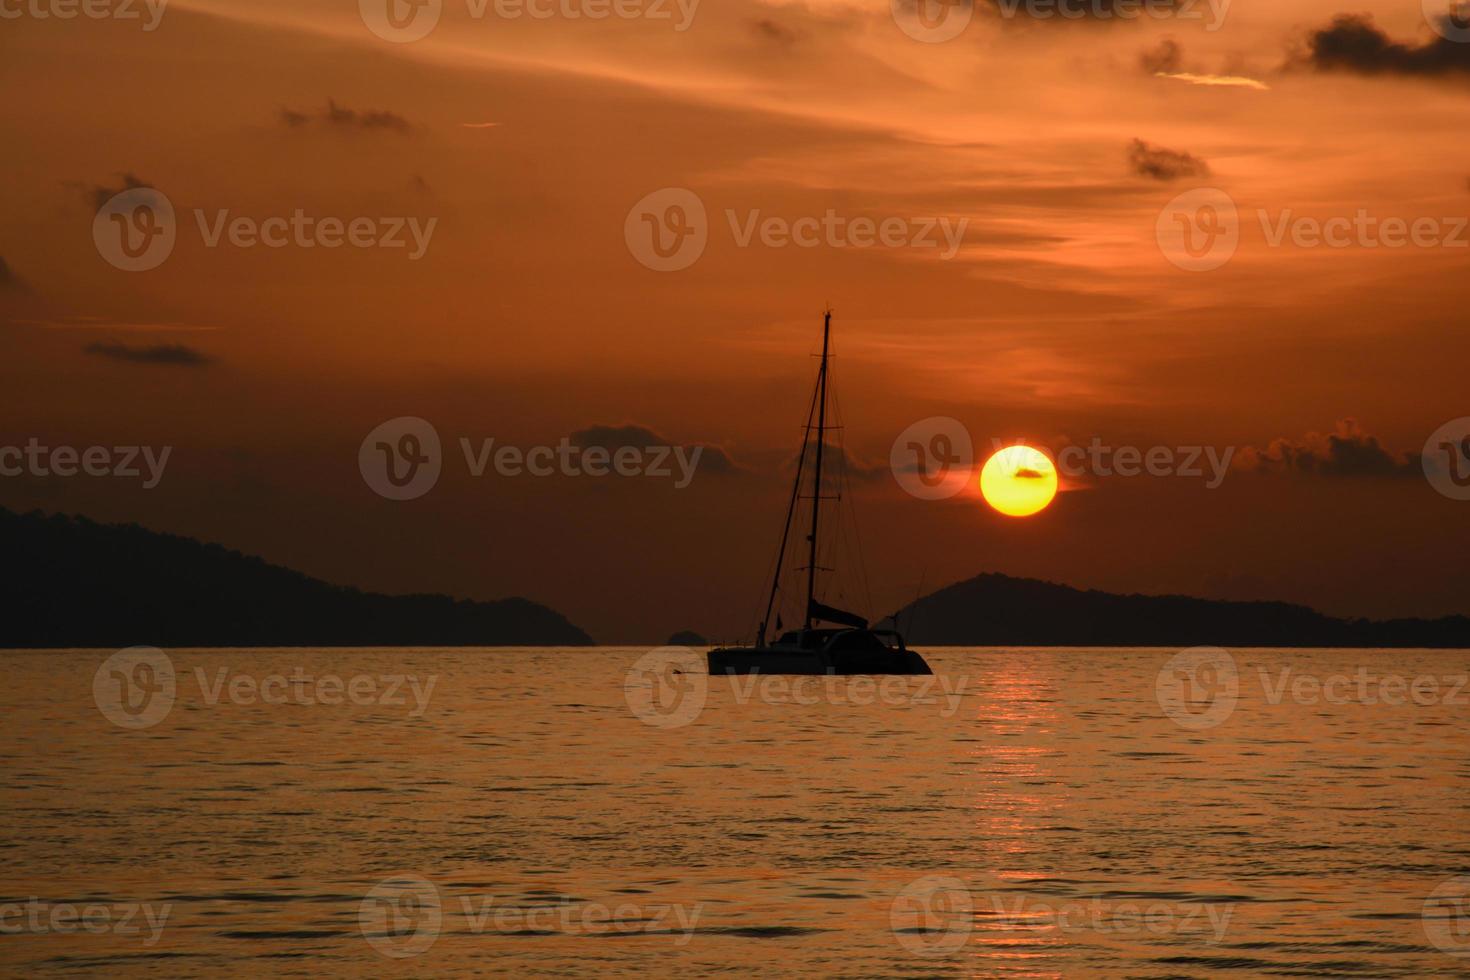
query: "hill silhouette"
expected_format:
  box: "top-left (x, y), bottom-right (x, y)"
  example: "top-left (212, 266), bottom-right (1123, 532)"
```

top-left (891, 573), bottom-right (1470, 648)
top-left (0, 508), bottom-right (593, 648)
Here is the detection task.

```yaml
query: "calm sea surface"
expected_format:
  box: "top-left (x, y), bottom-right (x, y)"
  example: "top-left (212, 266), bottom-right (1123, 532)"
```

top-left (3, 647), bottom-right (1470, 977)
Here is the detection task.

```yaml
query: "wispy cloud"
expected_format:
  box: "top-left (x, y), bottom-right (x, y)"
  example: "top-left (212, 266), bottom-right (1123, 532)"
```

top-left (0, 255), bottom-right (24, 291)
top-left (569, 423), bottom-right (741, 474)
top-left (1155, 71), bottom-right (1269, 90)
top-left (14, 316), bottom-right (219, 333)
top-left (1139, 39), bottom-right (1269, 90)
top-left (84, 342), bottom-right (213, 366)
top-left (71, 173), bottom-right (150, 210)
top-left (280, 99), bottom-right (412, 132)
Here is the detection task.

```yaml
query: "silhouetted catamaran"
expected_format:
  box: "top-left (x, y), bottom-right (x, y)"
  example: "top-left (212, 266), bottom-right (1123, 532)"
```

top-left (708, 312), bottom-right (932, 676)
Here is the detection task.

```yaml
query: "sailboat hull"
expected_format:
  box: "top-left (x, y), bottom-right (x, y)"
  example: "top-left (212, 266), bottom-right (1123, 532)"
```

top-left (707, 646), bottom-right (933, 676)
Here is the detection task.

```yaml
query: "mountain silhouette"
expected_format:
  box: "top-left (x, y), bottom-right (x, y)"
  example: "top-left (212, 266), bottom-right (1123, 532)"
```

top-left (890, 572), bottom-right (1470, 648)
top-left (0, 508), bottom-right (594, 648)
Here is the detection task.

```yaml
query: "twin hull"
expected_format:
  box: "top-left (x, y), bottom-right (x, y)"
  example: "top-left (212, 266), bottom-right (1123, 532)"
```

top-left (706, 646), bottom-right (933, 676)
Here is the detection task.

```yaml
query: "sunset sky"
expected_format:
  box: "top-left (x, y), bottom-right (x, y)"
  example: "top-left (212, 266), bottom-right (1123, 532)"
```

top-left (2, 0), bottom-right (1468, 641)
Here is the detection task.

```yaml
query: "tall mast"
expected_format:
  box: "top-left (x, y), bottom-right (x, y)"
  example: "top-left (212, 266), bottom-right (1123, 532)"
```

top-left (804, 310), bottom-right (831, 630)
top-left (757, 378), bottom-right (819, 648)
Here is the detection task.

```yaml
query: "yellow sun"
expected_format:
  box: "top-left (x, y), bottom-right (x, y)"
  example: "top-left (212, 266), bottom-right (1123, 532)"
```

top-left (979, 445), bottom-right (1058, 517)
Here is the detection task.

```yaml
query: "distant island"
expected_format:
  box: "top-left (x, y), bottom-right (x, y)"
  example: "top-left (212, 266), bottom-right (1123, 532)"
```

top-left (7, 507), bottom-right (1466, 650)
top-left (0, 508), bottom-right (594, 648)
top-left (890, 572), bottom-right (1470, 648)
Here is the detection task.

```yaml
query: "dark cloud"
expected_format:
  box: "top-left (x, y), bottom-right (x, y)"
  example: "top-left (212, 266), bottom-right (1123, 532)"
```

top-left (75, 173), bottom-right (149, 210)
top-left (789, 442), bottom-right (886, 483)
top-left (569, 424), bottom-right (739, 473)
top-left (0, 255), bottom-right (22, 291)
top-left (750, 18), bottom-right (802, 46)
top-left (1015, 467), bottom-right (1046, 479)
top-left (327, 99), bottom-right (411, 131)
top-left (84, 342), bottom-right (212, 367)
top-left (1128, 138), bottom-right (1209, 180)
top-left (1295, 13), bottom-right (1470, 76)
top-left (1237, 420), bottom-right (1419, 477)
top-left (986, 0), bottom-right (1183, 22)
top-left (1140, 37), bottom-right (1183, 74)
top-left (280, 100), bottom-right (412, 133)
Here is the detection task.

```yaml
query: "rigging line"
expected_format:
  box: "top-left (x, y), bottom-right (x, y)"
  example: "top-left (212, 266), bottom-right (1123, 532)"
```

top-left (822, 344), bottom-right (845, 605)
top-left (826, 353), bottom-right (875, 621)
top-left (904, 567), bottom-right (929, 640)
top-left (830, 389), bottom-right (852, 606)
top-left (803, 311), bottom-right (832, 629)
top-left (754, 341), bottom-right (823, 647)
top-left (848, 462), bottom-right (874, 620)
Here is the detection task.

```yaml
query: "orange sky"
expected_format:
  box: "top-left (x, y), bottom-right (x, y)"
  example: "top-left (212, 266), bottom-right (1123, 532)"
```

top-left (2, 0), bottom-right (1467, 640)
